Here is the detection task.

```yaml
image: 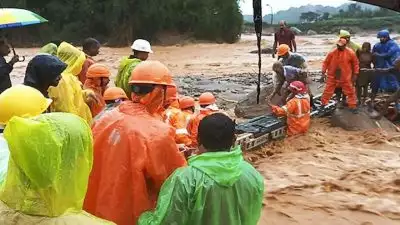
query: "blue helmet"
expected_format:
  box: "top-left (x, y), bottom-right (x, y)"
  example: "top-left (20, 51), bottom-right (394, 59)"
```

top-left (377, 30), bottom-right (390, 39)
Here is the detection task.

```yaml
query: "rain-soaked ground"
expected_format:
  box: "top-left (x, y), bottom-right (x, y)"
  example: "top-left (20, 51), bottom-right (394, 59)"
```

top-left (9, 34), bottom-right (400, 225)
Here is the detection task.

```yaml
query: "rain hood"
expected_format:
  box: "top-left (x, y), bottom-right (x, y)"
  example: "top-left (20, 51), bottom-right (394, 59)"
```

top-left (115, 57), bottom-right (142, 97)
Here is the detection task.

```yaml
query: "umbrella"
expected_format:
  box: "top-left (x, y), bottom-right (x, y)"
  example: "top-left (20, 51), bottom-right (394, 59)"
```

top-left (0, 8), bottom-right (48, 61)
top-left (0, 8), bottom-right (48, 29)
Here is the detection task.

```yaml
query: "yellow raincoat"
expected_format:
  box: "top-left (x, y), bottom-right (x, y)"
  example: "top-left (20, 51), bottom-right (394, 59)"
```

top-left (0, 113), bottom-right (114, 225)
top-left (39, 43), bottom-right (58, 56)
top-left (115, 57), bottom-right (142, 98)
top-left (48, 42), bottom-right (92, 123)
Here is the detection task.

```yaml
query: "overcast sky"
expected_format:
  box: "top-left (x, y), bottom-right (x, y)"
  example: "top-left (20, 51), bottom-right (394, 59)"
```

top-left (240, 0), bottom-right (352, 15)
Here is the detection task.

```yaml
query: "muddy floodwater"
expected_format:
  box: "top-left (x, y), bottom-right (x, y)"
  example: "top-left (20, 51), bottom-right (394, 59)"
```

top-left (9, 34), bottom-right (400, 225)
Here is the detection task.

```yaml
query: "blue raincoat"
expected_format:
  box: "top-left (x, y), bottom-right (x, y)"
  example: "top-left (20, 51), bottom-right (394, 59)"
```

top-left (372, 30), bottom-right (400, 92)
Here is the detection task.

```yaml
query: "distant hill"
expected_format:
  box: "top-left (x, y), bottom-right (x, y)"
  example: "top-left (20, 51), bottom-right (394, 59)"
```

top-left (243, 2), bottom-right (379, 24)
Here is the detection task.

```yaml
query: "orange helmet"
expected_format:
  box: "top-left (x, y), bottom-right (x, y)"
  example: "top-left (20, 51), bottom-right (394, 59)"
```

top-left (103, 87), bottom-right (128, 101)
top-left (277, 44), bottom-right (290, 56)
top-left (86, 63), bottom-right (111, 78)
top-left (199, 92), bottom-right (216, 105)
top-left (129, 61), bottom-right (175, 87)
top-left (179, 96), bottom-right (195, 109)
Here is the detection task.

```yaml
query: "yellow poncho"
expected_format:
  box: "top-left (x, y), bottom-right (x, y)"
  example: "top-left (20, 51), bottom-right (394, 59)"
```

top-left (48, 42), bottom-right (92, 123)
top-left (0, 113), bottom-right (114, 224)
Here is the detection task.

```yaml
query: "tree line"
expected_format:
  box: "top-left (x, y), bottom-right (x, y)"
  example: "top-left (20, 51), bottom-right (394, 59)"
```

top-left (300, 3), bottom-right (398, 24)
top-left (0, 0), bottom-right (243, 46)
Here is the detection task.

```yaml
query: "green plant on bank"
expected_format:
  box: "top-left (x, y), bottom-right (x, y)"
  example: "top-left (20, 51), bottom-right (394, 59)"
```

top-left (0, 0), bottom-right (243, 46)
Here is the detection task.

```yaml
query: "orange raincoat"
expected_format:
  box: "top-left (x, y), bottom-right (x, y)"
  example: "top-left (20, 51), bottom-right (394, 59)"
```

top-left (84, 95), bottom-right (187, 225)
top-left (84, 79), bottom-right (106, 117)
top-left (272, 94), bottom-right (311, 136)
top-left (164, 101), bottom-right (192, 146)
top-left (321, 47), bottom-right (359, 108)
top-left (187, 108), bottom-right (218, 147)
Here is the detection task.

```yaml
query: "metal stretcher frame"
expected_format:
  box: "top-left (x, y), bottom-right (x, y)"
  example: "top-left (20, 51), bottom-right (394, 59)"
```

top-left (235, 94), bottom-right (336, 151)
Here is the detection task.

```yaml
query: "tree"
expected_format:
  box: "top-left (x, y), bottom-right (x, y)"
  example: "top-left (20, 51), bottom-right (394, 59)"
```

top-left (321, 12), bottom-right (330, 21)
top-left (300, 11), bottom-right (320, 23)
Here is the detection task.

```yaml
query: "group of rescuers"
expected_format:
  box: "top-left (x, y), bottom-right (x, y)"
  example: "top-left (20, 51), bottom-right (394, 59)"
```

top-left (271, 21), bottom-right (400, 135)
top-left (0, 24), bottom-right (399, 224)
top-left (0, 38), bottom-right (264, 225)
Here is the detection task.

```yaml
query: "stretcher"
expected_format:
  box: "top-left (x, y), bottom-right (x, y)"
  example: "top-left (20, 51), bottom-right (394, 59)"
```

top-left (235, 94), bottom-right (336, 151)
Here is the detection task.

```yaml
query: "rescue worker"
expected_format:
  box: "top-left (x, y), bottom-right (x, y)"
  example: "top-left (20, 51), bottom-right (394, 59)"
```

top-left (84, 64), bottom-right (111, 117)
top-left (0, 85), bottom-right (53, 185)
top-left (48, 42), bottom-right (93, 123)
top-left (177, 96), bottom-right (195, 146)
top-left (269, 61), bottom-right (313, 106)
top-left (79, 38), bottom-right (101, 84)
top-left (271, 81), bottom-right (311, 136)
top-left (277, 44), bottom-right (307, 69)
top-left (93, 87), bottom-right (128, 122)
top-left (0, 113), bottom-right (114, 224)
top-left (321, 38), bottom-right (359, 114)
top-left (115, 39), bottom-right (152, 97)
top-left (0, 39), bottom-right (19, 94)
top-left (187, 92), bottom-right (219, 147)
top-left (338, 30), bottom-right (361, 53)
top-left (23, 54), bottom-right (66, 98)
top-left (138, 113), bottom-right (264, 225)
top-left (84, 61), bottom-right (187, 225)
top-left (372, 30), bottom-right (400, 96)
top-left (163, 85), bottom-right (181, 124)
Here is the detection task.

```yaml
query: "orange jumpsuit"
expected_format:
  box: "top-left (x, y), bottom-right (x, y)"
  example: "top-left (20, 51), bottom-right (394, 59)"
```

top-left (187, 108), bottom-right (217, 147)
top-left (84, 79), bottom-right (106, 118)
top-left (322, 47), bottom-right (360, 108)
top-left (272, 94), bottom-right (311, 136)
top-left (84, 101), bottom-right (187, 225)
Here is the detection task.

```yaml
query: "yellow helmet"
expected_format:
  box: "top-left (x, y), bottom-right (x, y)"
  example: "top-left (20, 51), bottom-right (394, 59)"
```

top-left (0, 85), bottom-right (52, 125)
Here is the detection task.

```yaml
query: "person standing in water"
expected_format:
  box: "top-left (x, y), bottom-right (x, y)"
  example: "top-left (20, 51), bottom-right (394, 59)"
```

top-left (273, 20), bottom-right (297, 58)
top-left (115, 39), bottom-right (152, 97)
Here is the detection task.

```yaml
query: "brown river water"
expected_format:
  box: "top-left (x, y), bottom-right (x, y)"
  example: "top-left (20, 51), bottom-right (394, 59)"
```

top-left (8, 34), bottom-right (400, 225)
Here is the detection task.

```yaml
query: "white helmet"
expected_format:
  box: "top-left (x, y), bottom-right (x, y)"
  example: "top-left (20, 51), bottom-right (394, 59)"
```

top-left (131, 39), bottom-right (153, 53)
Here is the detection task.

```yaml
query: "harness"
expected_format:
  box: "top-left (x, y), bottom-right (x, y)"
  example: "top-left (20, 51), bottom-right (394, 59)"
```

top-left (282, 94), bottom-right (310, 118)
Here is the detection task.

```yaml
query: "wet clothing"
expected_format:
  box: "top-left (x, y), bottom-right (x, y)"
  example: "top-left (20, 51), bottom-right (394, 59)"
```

top-left (275, 28), bottom-right (295, 51)
top-left (93, 102), bottom-right (121, 122)
top-left (115, 57), bottom-right (142, 97)
top-left (280, 53), bottom-right (307, 69)
top-left (0, 57), bottom-right (13, 94)
top-left (322, 47), bottom-right (359, 108)
top-left (187, 107), bottom-right (218, 147)
top-left (39, 43), bottom-right (58, 56)
top-left (84, 79), bottom-right (106, 118)
top-left (84, 100), bottom-right (187, 225)
top-left (24, 54), bottom-right (67, 97)
top-left (272, 94), bottom-right (311, 136)
top-left (138, 146), bottom-right (264, 225)
top-left (48, 42), bottom-right (92, 124)
top-left (164, 103), bottom-right (192, 146)
top-left (79, 55), bottom-right (95, 84)
top-left (0, 113), bottom-right (113, 224)
top-left (372, 32), bottom-right (400, 92)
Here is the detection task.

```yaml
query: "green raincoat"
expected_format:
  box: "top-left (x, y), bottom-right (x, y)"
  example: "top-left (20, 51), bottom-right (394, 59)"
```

top-left (138, 146), bottom-right (264, 225)
top-left (0, 113), bottom-right (114, 224)
top-left (39, 43), bottom-right (58, 56)
top-left (115, 57), bottom-right (142, 98)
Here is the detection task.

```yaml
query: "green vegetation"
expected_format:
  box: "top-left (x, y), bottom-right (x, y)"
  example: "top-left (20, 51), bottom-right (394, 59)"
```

top-left (0, 0), bottom-right (243, 46)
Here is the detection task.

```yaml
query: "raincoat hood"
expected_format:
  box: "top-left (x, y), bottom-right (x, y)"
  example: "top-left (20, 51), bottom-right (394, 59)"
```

top-left (132, 85), bottom-right (165, 115)
top-left (189, 145), bottom-right (243, 187)
top-left (115, 57), bottom-right (142, 98)
top-left (377, 30), bottom-right (390, 39)
top-left (339, 30), bottom-right (351, 38)
top-left (39, 43), bottom-right (58, 56)
top-left (1, 113), bottom-right (93, 217)
top-left (57, 42), bottom-right (86, 76)
top-left (24, 54), bottom-right (67, 97)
